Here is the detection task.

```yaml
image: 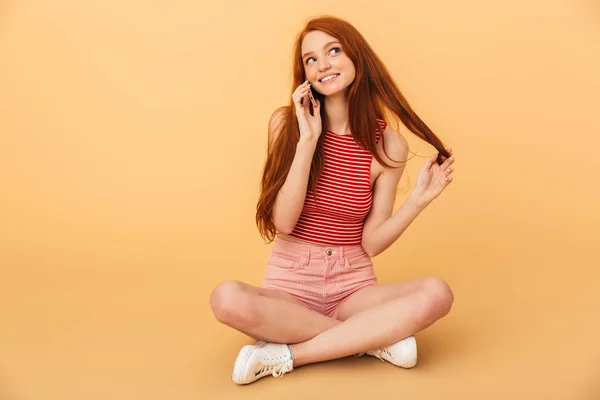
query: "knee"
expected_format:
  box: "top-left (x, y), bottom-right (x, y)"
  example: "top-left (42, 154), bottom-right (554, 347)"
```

top-left (209, 280), bottom-right (257, 327)
top-left (420, 276), bottom-right (454, 321)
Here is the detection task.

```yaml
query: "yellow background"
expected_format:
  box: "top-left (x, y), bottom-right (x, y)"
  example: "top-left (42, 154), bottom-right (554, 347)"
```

top-left (1, 0), bottom-right (599, 398)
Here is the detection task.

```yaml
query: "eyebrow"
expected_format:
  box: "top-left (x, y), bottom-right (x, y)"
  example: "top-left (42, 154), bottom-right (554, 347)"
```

top-left (302, 41), bottom-right (341, 59)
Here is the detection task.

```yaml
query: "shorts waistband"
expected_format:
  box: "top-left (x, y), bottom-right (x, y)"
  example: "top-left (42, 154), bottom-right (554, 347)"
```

top-left (272, 236), bottom-right (367, 263)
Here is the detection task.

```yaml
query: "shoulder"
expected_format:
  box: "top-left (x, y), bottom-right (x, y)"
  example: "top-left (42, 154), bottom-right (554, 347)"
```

top-left (378, 122), bottom-right (409, 169)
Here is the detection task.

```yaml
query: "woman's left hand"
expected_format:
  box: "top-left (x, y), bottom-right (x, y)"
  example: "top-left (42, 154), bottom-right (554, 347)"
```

top-left (410, 149), bottom-right (455, 208)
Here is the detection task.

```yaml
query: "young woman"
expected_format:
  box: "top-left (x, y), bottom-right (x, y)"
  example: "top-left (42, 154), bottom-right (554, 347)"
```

top-left (210, 15), bottom-right (456, 385)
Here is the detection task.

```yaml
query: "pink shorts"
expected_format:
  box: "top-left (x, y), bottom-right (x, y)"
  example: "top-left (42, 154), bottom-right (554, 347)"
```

top-left (260, 236), bottom-right (378, 319)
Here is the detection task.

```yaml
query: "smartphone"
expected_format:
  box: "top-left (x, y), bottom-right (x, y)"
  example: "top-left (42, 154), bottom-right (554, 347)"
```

top-left (306, 78), bottom-right (317, 108)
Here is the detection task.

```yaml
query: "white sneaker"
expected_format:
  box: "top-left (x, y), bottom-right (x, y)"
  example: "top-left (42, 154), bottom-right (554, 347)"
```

top-left (357, 336), bottom-right (417, 368)
top-left (232, 342), bottom-right (294, 385)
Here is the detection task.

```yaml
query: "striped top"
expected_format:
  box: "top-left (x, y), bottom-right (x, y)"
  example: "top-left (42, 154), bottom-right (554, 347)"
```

top-left (288, 119), bottom-right (387, 245)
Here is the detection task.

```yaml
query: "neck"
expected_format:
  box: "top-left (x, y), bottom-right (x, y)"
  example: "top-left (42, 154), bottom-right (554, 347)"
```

top-left (324, 90), bottom-right (350, 135)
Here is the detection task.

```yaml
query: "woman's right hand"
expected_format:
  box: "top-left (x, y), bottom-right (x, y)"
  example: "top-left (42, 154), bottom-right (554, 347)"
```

top-left (292, 80), bottom-right (322, 142)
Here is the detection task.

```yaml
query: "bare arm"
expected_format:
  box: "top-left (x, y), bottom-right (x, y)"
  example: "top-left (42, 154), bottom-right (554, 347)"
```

top-left (361, 126), bottom-right (426, 257)
top-left (269, 83), bottom-right (322, 234)
top-left (270, 113), bottom-right (318, 233)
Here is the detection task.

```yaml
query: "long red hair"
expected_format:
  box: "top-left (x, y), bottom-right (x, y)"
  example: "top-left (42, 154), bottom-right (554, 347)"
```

top-left (256, 15), bottom-right (451, 243)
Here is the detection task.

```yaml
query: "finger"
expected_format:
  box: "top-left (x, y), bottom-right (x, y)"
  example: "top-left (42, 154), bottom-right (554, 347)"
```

top-left (296, 92), bottom-right (310, 111)
top-left (297, 81), bottom-right (309, 92)
top-left (295, 87), bottom-right (310, 97)
top-left (441, 157), bottom-right (454, 171)
top-left (441, 156), bottom-right (454, 170)
top-left (444, 147), bottom-right (453, 157)
top-left (295, 98), bottom-right (307, 113)
top-left (293, 82), bottom-right (310, 98)
top-left (440, 149), bottom-right (454, 168)
top-left (294, 96), bottom-right (304, 111)
top-left (420, 154), bottom-right (436, 173)
top-left (307, 90), bottom-right (317, 108)
top-left (426, 152), bottom-right (438, 169)
top-left (293, 89), bottom-right (308, 101)
top-left (301, 91), bottom-right (309, 111)
top-left (293, 88), bottom-right (311, 108)
top-left (293, 85), bottom-right (303, 97)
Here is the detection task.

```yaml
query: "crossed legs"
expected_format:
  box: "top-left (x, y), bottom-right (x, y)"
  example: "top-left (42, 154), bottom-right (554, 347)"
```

top-left (210, 276), bottom-right (453, 366)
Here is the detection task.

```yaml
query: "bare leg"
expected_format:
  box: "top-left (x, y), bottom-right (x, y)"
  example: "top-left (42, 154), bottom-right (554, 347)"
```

top-left (209, 280), bottom-right (338, 344)
top-left (290, 276), bottom-right (454, 366)
top-left (210, 276), bottom-right (449, 347)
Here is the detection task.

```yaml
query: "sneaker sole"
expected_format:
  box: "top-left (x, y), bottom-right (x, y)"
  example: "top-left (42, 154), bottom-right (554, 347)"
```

top-left (232, 345), bottom-right (255, 385)
top-left (398, 336), bottom-right (417, 368)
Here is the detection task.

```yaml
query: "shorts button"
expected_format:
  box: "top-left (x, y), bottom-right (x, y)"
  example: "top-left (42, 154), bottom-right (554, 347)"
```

top-left (326, 249), bottom-right (332, 256)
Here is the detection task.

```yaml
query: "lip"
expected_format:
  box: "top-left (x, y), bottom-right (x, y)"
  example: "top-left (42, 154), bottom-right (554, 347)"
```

top-left (318, 73), bottom-right (340, 83)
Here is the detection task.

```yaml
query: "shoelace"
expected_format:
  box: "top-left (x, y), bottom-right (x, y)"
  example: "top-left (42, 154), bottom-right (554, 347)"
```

top-left (254, 352), bottom-right (294, 378)
top-left (368, 348), bottom-right (385, 362)
top-left (355, 347), bottom-right (392, 362)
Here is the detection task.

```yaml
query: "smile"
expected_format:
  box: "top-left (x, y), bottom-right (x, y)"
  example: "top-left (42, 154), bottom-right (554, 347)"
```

top-left (319, 73), bottom-right (340, 83)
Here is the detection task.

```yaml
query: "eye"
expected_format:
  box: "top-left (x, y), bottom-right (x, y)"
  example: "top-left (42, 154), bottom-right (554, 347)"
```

top-left (305, 47), bottom-right (342, 65)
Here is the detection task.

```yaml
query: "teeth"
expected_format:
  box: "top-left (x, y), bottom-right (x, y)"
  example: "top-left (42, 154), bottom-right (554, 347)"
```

top-left (320, 74), bottom-right (338, 82)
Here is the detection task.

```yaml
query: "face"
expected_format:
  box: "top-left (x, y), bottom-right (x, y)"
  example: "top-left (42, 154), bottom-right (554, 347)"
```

top-left (301, 30), bottom-right (356, 96)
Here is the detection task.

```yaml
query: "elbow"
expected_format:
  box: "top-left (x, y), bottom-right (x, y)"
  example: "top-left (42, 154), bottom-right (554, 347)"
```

top-left (277, 226), bottom-right (293, 235)
top-left (362, 234), bottom-right (384, 258)
top-left (274, 219), bottom-right (294, 235)
top-left (272, 209), bottom-right (298, 235)
top-left (361, 239), bottom-right (377, 258)
top-left (365, 248), bottom-right (379, 258)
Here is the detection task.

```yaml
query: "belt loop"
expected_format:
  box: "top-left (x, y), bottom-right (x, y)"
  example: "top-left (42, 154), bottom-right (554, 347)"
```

top-left (341, 246), bottom-right (351, 269)
top-left (339, 245), bottom-right (345, 264)
top-left (300, 244), bottom-right (310, 267)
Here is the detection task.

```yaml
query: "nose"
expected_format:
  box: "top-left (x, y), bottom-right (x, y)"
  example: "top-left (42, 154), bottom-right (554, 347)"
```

top-left (317, 58), bottom-right (331, 72)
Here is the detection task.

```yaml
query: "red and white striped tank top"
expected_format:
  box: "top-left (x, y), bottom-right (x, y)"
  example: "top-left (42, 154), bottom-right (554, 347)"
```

top-left (288, 119), bottom-right (387, 245)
